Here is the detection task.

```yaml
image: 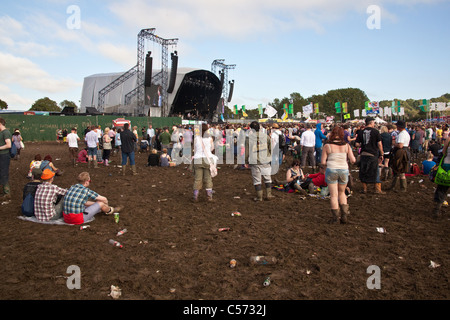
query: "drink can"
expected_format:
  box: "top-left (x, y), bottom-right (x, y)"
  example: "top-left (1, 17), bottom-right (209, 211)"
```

top-left (263, 276), bottom-right (271, 286)
top-left (80, 225), bottom-right (90, 230)
top-left (114, 213), bottom-right (119, 223)
top-left (218, 227), bottom-right (231, 232)
top-left (231, 212), bottom-right (241, 216)
top-left (229, 259), bottom-right (237, 268)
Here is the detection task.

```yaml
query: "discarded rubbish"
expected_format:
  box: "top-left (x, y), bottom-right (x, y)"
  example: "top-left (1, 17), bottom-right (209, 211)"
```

top-left (419, 179), bottom-right (423, 183)
top-left (233, 196), bottom-right (241, 199)
top-left (229, 259), bottom-right (237, 268)
top-left (108, 285), bottom-right (122, 299)
top-left (158, 199), bottom-right (168, 202)
top-left (117, 229), bottom-right (127, 236)
top-left (114, 213), bottom-right (119, 223)
top-left (109, 239), bottom-right (123, 248)
top-left (263, 276), bottom-right (271, 286)
top-left (218, 227), bottom-right (231, 232)
top-left (429, 260), bottom-right (441, 269)
top-left (443, 201), bottom-right (448, 207)
top-left (250, 256), bottom-right (277, 265)
top-left (231, 212), bottom-right (241, 216)
top-left (80, 225), bottom-right (90, 230)
top-left (376, 227), bottom-right (387, 234)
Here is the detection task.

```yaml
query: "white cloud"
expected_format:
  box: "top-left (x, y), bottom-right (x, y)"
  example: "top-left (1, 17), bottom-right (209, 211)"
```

top-left (96, 42), bottom-right (136, 68)
top-left (0, 51), bottom-right (80, 93)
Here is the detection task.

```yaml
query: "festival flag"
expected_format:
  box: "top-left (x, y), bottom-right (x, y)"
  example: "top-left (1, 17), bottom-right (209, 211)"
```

top-left (354, 109), bottom-right (360, 117)
top-left (302, 103), bottom-right (313, 115)
top-left (344, 113), bottom-right (350, 120)
top-left (220, 114), bottom-right (225, 122)
top-left (335, 102), bottom-right (341, 113)
top-left (234, 104), bottom-right (238, 115)
top-left (258, 104), bottom-right (263, 115)
top-left (342, 102), bottom-right (348, 113)
top-left (419, 99), bottom-right (429, 112)
top-left (265, 105), bottom-right (277, 118)
top-left (288, 103), bottom-right (294, 115)
top-left (365, 101), bottom-right (370, 111)
top-left (314, 103), bottom-right (319, 114)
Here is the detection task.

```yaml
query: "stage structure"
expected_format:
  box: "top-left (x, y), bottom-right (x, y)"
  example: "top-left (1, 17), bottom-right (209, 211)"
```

top-left (81, 28), bottom-right (225, 121)
top-left (211, 59), bottom-right (236, 110)
top-left (97, 28), bottom-right (178, 116)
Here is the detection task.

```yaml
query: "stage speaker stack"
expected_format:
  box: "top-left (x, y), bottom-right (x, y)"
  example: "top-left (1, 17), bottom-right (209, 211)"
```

top-left (227, 80), bottom-right (234, 102)
top-left (144, 51), bottom-right (152, 87)
top-left (167, 51), bottom-right (178, 93)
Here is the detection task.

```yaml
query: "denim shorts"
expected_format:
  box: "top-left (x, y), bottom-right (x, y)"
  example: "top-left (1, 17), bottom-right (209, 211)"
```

top-left (325, 168), bottom-right (349, 185)
top-left (87, 147), bottom-right (98, 156)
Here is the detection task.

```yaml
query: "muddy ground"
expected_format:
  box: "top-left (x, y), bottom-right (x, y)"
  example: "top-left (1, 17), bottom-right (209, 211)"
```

top-left (0, 141), bottom-right (448, 305)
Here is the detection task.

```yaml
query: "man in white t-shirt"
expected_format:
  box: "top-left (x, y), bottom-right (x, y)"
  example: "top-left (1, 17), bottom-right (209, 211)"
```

top-left (300, 124), bottom-right (316, 170)
top-left (66, 128), bottom-right (80, 167)
top-left (390, 120), bottom-right (410, 192)
top-left (85, 126), bottom-right (99, 168)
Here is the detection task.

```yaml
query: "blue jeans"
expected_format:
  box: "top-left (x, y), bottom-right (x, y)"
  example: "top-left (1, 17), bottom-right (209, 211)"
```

top-left (315, 147), bottom-right (322, 164)
top-left (121, 151), bottom-right (135, 166)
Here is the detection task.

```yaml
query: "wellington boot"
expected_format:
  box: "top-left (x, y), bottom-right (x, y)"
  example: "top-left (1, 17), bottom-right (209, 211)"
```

top-left (192, 190), bottom-right (199, 203)
top-left (206, 189), bottom-right (213, 201)
top-left (432, 202), bottom-right (442, 219)
top-left (387, 177), bottom-right (398, 191)
top-left (88, 160), bottom-right (91, 168)
top-left (131, 165), bottom-right (137, 175)
top-left (399, 179), bottom-right (407, 192)
top-left (339, 204), bottom-right (350, 224)
top-left (254, 190), bottom-right (263, 202)
top-left (361, 183), bottom-right (368, 194)
top-left (374, 183), bottom-right (386, 194)
top-left (122, 165), bottom-right (127, 176)
top-left (330, 209), bottom-right (341, 224)
top-left (265, 187), bottom-right (275, 201)
top-left (94, 160), bottom-right (98, 168)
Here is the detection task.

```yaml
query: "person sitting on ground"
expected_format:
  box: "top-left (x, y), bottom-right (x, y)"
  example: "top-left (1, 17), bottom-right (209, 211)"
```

top-left (63, 172), bottom-right (123, 225)
top-left (276, 159), bottom-right (306, 195)
top-left (22, 168), bottom-right (42, 217)
top-left (139, 139), bottom-right (149, 153)
top-left (34, 169), bottom-right (67, 221)
top-left (160, 148), bottom-right (171, 167)
top-left (27, 154), bottom-right (42, 178)
top-left (77, 148), bottom-right (88, 163)
top-left (40, 154), bottom-right (63, 176)
top-left (422, 151), bottom-right (436, 175)
top-left (147, 148), bottom-right (160, 167)
top-left (299, 163), bottom-right (328, 193)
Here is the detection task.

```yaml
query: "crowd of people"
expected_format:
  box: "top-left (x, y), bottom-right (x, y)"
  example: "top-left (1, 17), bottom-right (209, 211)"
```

top-left (0, 116), bottom-right (449, 226)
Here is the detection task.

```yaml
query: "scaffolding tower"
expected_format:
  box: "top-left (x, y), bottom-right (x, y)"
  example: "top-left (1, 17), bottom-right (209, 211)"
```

top-left (211, 59), bottom-right (236, 108)
top-left (98, 28), bottom-right (178, 116)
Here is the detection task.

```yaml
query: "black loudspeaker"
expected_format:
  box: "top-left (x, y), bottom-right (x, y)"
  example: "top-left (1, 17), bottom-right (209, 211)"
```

top-left (144, 51), bottom-right (152, 87)
top-left (227, 80), bottom-right (234, 102)
top-left (167, 52), bottom-right (178, 93)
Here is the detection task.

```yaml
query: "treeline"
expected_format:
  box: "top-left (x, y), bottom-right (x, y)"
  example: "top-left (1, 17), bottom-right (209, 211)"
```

top-left (224, 88), bottom-right (450, 120)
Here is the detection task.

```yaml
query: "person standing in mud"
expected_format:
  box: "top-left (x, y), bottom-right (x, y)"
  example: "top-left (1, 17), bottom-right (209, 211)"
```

top-left (192, 124), bottom-right (214, 202)
top-left (0, 117), bottom-right (12, 199)
top-left (245, 121), bottom-right (274, 202)
top-left (120, 123), bottom-right (137, 176)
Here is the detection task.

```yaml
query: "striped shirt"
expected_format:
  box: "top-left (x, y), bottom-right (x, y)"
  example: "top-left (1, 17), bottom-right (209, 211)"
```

top-left (34, 182), bottom-right (67, 221)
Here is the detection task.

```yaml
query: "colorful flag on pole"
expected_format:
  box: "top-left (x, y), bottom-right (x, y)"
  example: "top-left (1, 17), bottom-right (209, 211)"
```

top-left (354, 109), bottom-right (360, 117)
top-left (342, 102), bottom-right (348, 113)
top-left (344, 113), bottom-right (350, 120)
top-left (314, 103), bottom-right (319, 114)
top-left (365, 101), bottom-right (370, 111)
top-left (288, 103), bottom-right (294, 115)
top-left (335, 102), bottom-right (341, 113)
top-left (258, 104), bottom-right (263, 115)
top-left (234, 105), bottom-right (238, 115)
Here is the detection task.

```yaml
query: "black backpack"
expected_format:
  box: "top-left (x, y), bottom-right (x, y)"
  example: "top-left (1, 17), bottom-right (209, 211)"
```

top-left (10, 142), bottom-right (17, 158)
top-left (279, 132), bottom-right (286, 147)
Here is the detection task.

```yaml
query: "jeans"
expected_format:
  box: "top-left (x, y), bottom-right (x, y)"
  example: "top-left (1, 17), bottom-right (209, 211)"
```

top-left (315, 147), bottom-right (322, 164)
top-left (121, 151), bottom-right (135, 166)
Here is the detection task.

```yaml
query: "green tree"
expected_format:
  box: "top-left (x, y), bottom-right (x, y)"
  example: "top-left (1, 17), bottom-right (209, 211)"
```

top-left (0, 99), bottom-right (7, 110)
top-left (60, 100), bottom-right (78, 113)
top-left (29, 97), bottom-right (61, 112)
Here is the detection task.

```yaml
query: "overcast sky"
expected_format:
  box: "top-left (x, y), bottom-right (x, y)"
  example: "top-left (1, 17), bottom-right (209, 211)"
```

top-left (1, 0), bottom-right (449, 111)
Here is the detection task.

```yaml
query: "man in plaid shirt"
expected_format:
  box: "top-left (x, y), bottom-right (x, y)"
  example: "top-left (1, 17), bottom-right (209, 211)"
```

top-left (34, 169), bottom-right (67, 221)
top-left (63, 171), bottom-right (123, 225)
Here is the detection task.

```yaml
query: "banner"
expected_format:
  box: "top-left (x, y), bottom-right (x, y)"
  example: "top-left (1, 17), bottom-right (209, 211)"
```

top-left (234, 105), bottom-right (238, 115)
top-left (314, 103), bottom-right (319, 114)
top-left (367, 101), bottom-right (379, 114)
top-left (302, 103), bottom-right (313, 115)
top-left (335, 102), bottom-right (341, 113)
top-left (354, 109), bottom-right (360, 117)
top-left (258, 104), bottom-right (263, 115)
top-left (288, 103), bottom-right (294, 115)
top-left (265, 105), bottom-right (277, 118)
top-left (344, 113), bottom-right (350, 120)
top-left (342, 102), bottom-right (348, 114)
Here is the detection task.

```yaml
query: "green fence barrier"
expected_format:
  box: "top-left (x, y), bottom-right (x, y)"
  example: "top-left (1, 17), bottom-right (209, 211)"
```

top-left (0, 115), bottom-right (181, 142)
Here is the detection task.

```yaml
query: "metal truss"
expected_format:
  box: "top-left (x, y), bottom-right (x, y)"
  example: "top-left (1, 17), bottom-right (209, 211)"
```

top-left (211, 59), bottom-right (236, 108)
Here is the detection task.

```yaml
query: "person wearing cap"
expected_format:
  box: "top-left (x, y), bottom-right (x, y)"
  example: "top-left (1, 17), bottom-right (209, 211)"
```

top-left (388, 120), bottom-right (410, 192)
top-left (34, 169), bottom-right (67, 221)
top-left (355, 117), bottom-right (384, 194)
top-left (63, 172), bottom-right (123, 225)
top-left (21, 168), bottom-right (43, 217)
